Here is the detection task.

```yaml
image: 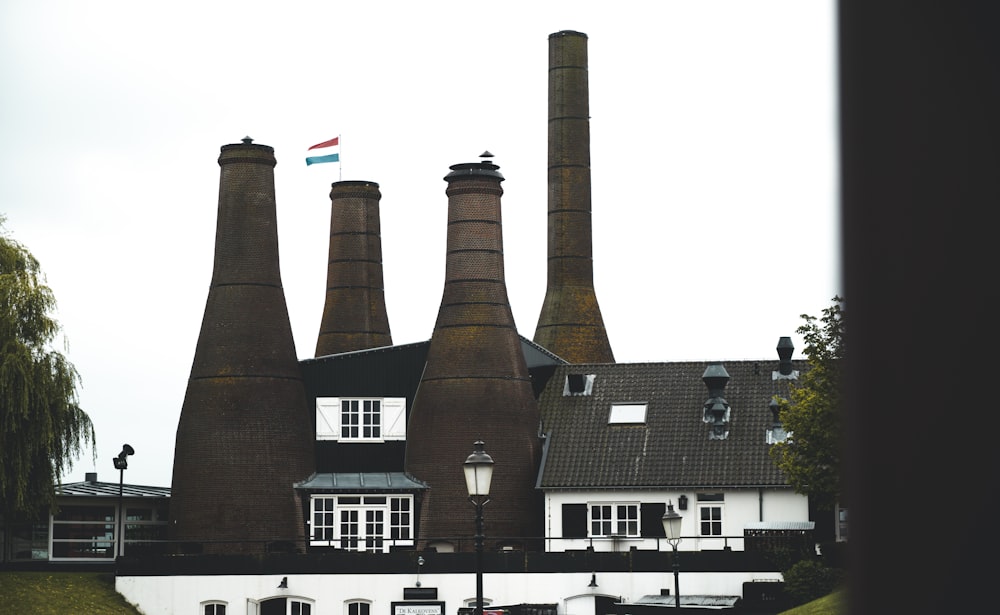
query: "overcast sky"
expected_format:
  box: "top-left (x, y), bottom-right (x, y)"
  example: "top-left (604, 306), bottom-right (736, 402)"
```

top-left (1, 1), bottom-right (839, 488)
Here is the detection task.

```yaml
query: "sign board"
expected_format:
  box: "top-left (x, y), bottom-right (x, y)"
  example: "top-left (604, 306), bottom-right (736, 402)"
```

top-left (392, 601), bottom-right (445, 615)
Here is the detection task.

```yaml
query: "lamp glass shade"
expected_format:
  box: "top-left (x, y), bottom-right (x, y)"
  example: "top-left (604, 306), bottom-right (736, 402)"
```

top-left (464, 440), bottom-right (494, 497)
top-left (662, 502), bottom-right (682, 543)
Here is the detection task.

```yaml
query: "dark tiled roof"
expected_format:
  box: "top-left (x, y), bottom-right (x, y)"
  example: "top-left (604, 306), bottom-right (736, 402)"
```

top-left (294, 472), bottom-right (428, 492)
top-left (56, 480), bottom-right (170, 498)
top-left (537, 359), bottom-right (807, 489)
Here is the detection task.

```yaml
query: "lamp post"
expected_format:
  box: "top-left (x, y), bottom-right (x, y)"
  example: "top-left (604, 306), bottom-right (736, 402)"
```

top-left (113, 444), bottom-right (134, 557)
top-left (661, 500), bottom-right (682, 609)
top-left (464, 440), bottom-right (494, 615)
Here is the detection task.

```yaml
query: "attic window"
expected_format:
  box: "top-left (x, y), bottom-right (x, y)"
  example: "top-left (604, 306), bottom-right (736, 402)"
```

top-left (563, 374), bottom-right (595, 396)
top-left (609, 403), bottom-right (647, 424)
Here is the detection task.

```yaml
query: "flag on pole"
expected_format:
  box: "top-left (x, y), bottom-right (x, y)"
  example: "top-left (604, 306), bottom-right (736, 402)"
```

top-left (306, 136), bottom-right (340, 166)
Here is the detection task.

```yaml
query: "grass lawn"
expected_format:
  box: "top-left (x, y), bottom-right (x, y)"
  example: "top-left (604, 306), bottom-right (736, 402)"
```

top-left (778, 588), bottom-right (845, 615)
top-left (0, 571), bottom-right (142, 614)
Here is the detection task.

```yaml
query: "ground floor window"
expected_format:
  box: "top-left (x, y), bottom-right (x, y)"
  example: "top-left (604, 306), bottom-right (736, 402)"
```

top-left (310, 494), bottom-right (414, 552)
top-left (51, 504), bottom-right (116, 560)
top-left (588, 502), bottom-right (639, 537)
top-left (201, 601), bottom-right (226, 614)
top-left (347, 600), bottom-right (371, 615)
top-left (252, 598), bottom-right (313, 615)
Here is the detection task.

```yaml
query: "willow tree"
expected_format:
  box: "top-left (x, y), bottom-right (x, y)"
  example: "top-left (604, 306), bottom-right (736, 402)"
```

top-left (1, 217), bottom-right (94, 519)
top-left (770, 297), bottom-right (845, 512)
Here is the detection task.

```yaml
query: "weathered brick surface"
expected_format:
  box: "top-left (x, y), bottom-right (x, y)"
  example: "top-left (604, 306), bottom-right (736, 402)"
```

top-left (405, 161), bottom-right (543, 550)
top-left (534, 31), bottom-right (615, 364)
top-left (169, 140), bottom-right (314, 554)
top-left (315, 180), bottom-right (392, 356)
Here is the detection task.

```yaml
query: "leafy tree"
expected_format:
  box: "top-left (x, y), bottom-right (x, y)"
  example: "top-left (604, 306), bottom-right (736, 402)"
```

top-left (1, 216), bottom-right (94, 519)
top-left (770, 297), bottom-right (844, 511)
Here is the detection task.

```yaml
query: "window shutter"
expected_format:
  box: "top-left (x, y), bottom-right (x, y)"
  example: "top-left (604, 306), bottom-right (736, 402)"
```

top-left (641, 502), bottom-right (666, 537)
top-left (562, 503), bottom-right (588, 538)
top-left (383, 398), bottom-right (407, 440)
top-left (316, 398), bottom-right (340, 440)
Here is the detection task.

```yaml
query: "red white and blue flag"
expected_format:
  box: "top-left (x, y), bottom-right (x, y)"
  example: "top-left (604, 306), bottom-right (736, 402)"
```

top-left (306, 136), bottom-right (340, 166)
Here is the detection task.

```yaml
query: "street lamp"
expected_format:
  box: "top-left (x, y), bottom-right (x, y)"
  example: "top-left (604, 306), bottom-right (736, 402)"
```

top-left (464, 440), bottom-right (494, 615)
top-left (113, 444), bottom-right (134, 557)
top-left (661, 500), bottom-right (683, 608)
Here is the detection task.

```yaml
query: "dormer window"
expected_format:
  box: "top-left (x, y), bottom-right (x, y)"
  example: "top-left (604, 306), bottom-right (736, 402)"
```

top-left (316, 397), bottom-right (406, 442)
top-left (609, 403), bottom-right (647, 424)
top-left (563, 374), bottom-right (596, 396)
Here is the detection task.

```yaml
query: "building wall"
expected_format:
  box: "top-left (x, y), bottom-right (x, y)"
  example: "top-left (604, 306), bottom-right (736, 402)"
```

top-left (116, 569), bottom-right (780, 615)
top-left (543, 489), bottom-right (808, 552)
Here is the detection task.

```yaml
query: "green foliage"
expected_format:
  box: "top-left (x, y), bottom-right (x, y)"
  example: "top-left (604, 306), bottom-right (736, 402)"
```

top-left (0, 571), bottom-right (142, 614)
top-left (782, 559), bottom-right (846, 607)
top-left (770, 297), bottom-right (844, 511)
top-left (1, 216), bottom-right (94, 519)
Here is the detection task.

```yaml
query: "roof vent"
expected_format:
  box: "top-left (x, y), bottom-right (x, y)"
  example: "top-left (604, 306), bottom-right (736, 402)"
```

top-left (773, 337), bottom-right (799, 380)
top-left (85, 472), bottom-right (98, 483)
top-left (767, 398), bottom-right (788, 444)
top-left (702, 363), bottom-right (731, 440)
top-left (564, 373), bottom-right (595, 396)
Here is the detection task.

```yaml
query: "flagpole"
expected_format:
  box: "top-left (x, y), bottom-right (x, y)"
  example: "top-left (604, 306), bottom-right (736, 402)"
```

top-left (339, 133), bottom-right (343, 181)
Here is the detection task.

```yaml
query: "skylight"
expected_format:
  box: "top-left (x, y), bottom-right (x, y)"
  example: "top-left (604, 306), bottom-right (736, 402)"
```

top-left (608, 403), bottom-right (647, 424)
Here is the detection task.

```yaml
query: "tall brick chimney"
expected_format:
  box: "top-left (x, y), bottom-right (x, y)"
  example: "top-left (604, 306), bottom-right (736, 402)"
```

top-left (314, 180), bottom-right (392, 356)
top-left (169, 138), bottom-right (314, 554)
top-left (533, 30), bottom-right (615, 364)
top-left (404, 156), bottom-right (543, 551)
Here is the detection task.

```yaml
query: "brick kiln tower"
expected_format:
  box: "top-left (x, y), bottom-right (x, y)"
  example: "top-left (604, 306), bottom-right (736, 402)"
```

top-left (169, 138), bottom-right (314, 554)
top-left (314, 180), bottom-right (392, 356)
top-left (404, 157), bottom-right (543, 551)
top-left (533, 30), bottom-right (615, 364)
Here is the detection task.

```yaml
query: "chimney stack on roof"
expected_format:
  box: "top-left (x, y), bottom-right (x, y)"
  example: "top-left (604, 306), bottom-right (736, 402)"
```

top-left (702, 362), bottom-right (732, 440)
top-left (169, 139), bottom-right (314, 554)
top-left (404, 157), bottom-right (543, 551)
top-left (314, 180), bottom-right (392, 356)
top-left (533, 30), bottom-right (615, 364)
top-left (774, 336), bottom-right (799, 380)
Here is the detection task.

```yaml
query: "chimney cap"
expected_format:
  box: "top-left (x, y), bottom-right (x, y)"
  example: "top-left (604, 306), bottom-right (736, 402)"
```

top-left (444, 160), bottom-right (504, 182)
top-left (776, 336), bottom-right (795, 376)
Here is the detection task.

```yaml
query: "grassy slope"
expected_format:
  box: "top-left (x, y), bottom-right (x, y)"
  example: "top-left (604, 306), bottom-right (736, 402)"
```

top-left (0, 571), bottom-right (142, 614)
top-left (778, 589), bottom-right (845, 615)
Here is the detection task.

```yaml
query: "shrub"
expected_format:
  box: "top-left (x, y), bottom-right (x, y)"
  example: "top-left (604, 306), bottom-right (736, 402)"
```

top-left (783, 559), bottom-right (845, 605)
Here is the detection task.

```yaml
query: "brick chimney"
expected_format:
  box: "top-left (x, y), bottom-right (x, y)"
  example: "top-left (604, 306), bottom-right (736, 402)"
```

top-left (315, 180), bottom-right (392, 356)
top-left (533, 30), bottom-right (615, 364)
top-left (404, 156), bottom-right (543, 551)
top-left (169, 138), bottom-right (314, 554)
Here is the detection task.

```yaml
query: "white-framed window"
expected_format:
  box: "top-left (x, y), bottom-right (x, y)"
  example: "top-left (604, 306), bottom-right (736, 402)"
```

top-left (290, 601), bottom-right (312, 615)
top-left (248, 598), bottom-right (313, 615)
top-left (347, 600), bottom-right (372, 615)
top-left (608, 403), bottom-right (647, 424)
top-left (316, 397), bottom-right (406, 441)
top-left (310, 495), bottom-right (414, 551)
top-left (696, 494), bottom-right (724, 536)
top-left (588, 502), bottom-right (640, 537)
top-left (200, 600), bottom-right (227, 614)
